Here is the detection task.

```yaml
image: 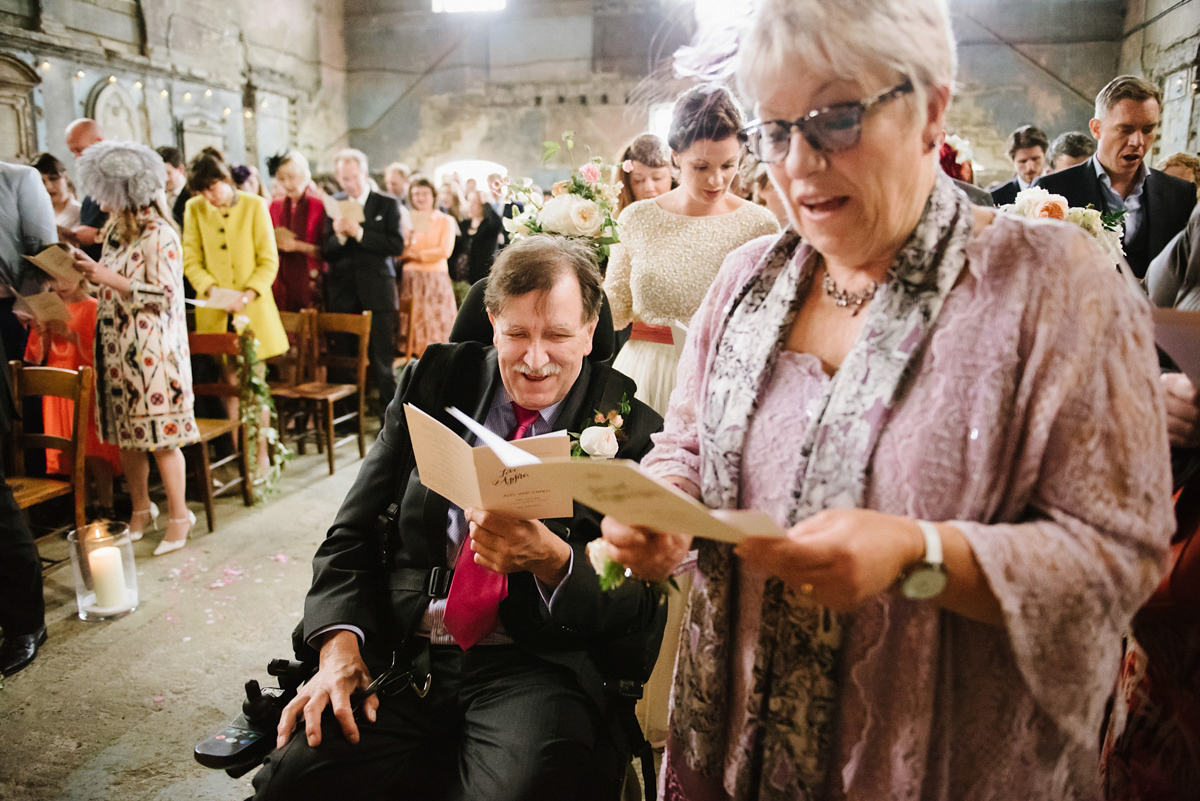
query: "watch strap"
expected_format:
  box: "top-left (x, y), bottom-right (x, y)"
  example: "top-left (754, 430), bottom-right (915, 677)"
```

top-left (916, 520), bottom-right (943, 566)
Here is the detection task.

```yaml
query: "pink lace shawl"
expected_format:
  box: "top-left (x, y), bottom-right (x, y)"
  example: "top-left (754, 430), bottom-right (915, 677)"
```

top-left (644, 214), bottom-right (1174, 799)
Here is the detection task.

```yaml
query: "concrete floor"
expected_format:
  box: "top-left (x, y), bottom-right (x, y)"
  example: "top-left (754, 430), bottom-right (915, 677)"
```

top-left (0, 438), bottom-right (369, 801)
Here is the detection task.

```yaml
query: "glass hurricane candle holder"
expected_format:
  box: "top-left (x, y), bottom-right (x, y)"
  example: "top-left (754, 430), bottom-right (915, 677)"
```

top-left (67, 520), bottom-right (138, 621)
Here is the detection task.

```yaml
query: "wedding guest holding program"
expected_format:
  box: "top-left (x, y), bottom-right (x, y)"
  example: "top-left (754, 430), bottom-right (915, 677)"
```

top-left (71, 141), bottom-right (199, 555)
top-left (604, 85), bottom-right (779, 417)
top-left (602, 0), bottom-right (1174, 798)
top-left (398, 176), bottom-right (458, 356)
top-left (323, 149), bottom-right (404, 407)
top-left (603, 85), bottom-right (778, 794)
top-left (183, 153), bottom-right (287, 473)
top-left (21, 269), bottom-right (122, 517)
top-left (182, 153), bottom-right (288, 361)
top-left (269, 150), bottom-right (329, 312)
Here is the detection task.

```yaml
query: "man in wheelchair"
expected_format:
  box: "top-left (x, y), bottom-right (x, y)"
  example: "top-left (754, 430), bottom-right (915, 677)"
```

top-left (248, 236), bottom-right (667, 801)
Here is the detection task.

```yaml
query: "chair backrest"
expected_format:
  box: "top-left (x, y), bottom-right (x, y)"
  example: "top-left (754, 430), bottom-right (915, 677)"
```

top-left (6, 361), bottom-right (92, 487)
top-left (316, 311), bottom-right (372, 390)
top-left (188, 332), bottom-right (243, 399)
top-left (268, 309), bottom-right (317, 387)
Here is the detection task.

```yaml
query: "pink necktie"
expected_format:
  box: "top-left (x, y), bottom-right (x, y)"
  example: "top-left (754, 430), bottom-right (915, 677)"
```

top-left (442, 403), bottom-right (542, 649)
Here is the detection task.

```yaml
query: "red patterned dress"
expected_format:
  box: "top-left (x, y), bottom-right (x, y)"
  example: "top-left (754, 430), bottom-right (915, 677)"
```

top-left (94, 214), bottom-right (198, 450)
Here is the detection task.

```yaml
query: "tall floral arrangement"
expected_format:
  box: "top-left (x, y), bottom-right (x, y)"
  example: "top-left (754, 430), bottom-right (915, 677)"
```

top-left (232, 315), bottom-right (290, 500)
top-left (501, 132), bottom-right (621, 260)
top-left (1004, 186), bottom-right (1125, 266)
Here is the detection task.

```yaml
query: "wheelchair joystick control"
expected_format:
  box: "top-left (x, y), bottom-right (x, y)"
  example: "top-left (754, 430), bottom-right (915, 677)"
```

top-left (195, 660), bottom-right (315, 777)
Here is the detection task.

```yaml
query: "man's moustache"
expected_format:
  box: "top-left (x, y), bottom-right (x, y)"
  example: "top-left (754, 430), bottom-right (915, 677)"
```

top-left (515, 364), bottom-right (562, 378)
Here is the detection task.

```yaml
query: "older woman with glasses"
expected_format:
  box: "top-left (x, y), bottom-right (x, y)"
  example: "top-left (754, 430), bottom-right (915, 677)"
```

top-left (602, 1), bottom-right (1174, 798)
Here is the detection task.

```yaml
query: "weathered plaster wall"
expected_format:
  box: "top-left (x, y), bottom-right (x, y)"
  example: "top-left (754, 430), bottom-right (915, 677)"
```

top-left (1120, 0), bottom-right (1200, 163)
top-left (0, 0), bottom-right (348, 180)
top-left (342, 0), bottom-right (689, 186)
top-left (947, 0), bottom-right (1124, 186)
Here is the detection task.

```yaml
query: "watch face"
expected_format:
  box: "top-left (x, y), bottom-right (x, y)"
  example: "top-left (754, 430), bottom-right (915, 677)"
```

top-left (902, 566), bottom-right (948, 600)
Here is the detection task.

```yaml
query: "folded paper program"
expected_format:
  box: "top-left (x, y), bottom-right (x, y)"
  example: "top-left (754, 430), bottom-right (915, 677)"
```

top-left (432, 405), bottom-right (783, 544)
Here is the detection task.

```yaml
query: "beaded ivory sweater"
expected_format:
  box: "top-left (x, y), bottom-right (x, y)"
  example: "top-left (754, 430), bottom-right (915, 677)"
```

top-left (604, 199), bottom-right (780, 330)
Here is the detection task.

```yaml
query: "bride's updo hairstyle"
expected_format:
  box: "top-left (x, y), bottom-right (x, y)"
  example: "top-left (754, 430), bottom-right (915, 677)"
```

top-left (667, 84), bottom-right (745, 158)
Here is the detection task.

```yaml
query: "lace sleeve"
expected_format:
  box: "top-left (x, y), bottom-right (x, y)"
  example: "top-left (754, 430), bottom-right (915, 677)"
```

top-left (955, 229), bottom-right (1173, 747)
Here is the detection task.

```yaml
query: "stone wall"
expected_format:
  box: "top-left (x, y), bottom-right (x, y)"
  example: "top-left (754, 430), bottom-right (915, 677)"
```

top-left (1120, 0), bottom-right (1200, 166)
top-left (0, 0), bottom-right (349, 182)
top-left (342, 0), bottom-right (690, 187)
top-left (947, 0), bottom-right (1125, 187)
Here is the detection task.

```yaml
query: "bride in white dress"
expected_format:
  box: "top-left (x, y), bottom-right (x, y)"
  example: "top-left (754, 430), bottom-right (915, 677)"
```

top-left (604, 85), bottom-right (779, 416)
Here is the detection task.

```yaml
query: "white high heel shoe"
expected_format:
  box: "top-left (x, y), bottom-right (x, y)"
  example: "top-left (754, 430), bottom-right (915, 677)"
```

top-left (128, 502), bottom-right (160, 542)
top-left (153, 510), bottom-right (196, 556)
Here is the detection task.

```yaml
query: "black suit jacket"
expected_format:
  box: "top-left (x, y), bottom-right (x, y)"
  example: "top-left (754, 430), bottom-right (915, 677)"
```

top-left (989, 178), bottom-right (1020, 207)
top-left (300, 342), bottom-right (667, 735)
top-left (1036, 161), bottom-right (1196, 278)
top-left (455, 209), bottom-right (503, 285)
top-left (321, 191), bottom-right (405, 313)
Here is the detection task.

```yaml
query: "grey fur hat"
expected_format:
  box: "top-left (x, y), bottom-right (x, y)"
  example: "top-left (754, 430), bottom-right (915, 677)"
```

top-left (76, 140), bottom-right (166, 211)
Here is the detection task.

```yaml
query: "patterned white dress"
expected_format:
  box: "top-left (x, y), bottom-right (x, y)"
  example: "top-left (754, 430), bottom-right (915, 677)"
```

top-left (95, 214), bottom-right (199, 450)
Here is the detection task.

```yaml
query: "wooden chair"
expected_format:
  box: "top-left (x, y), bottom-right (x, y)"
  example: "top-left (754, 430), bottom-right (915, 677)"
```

top-left (288, 311), bottom-right (371, 475)
top-left (6, 361), bottom-right (91, 534)
top-left (268, 309), bottom-right (317, 449)
top-left (394, 296), bottom-right (419, 369)
top-left (184, 332), bottom-right (253, 532)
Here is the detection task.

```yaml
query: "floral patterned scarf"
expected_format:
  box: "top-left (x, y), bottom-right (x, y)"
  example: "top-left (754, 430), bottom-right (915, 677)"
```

top-left (674, 174), bottom-right (975, 799)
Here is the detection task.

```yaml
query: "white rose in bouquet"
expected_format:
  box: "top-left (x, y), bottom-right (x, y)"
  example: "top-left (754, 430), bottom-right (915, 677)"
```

top-left (578, 425), bottom-right (619, 459)
top-left (1066, 207), bottom-right (1103, 237)
top-left (538, 194), bottom-right (581, 236)
top-left (568, 197), bottom-right (604, 238)
top-left (1010, 186), bottom-right (1068, 220)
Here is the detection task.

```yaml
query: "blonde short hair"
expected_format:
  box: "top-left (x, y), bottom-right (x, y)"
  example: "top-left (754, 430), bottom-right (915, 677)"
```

top-left (737, 0), bottom-right (957, 109)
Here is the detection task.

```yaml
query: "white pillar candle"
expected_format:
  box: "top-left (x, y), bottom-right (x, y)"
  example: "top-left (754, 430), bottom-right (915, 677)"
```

top-left (89, 546), bottom-right (126, 609)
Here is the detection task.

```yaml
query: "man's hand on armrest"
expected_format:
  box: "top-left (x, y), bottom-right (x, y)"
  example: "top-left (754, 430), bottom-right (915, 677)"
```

top-left (463, 508), bottom-right (572, 587)
top-left (275, 629), bottom-right (377, 749)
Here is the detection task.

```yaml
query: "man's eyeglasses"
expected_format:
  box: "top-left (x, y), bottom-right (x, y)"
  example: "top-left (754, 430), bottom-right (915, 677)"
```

top-left (739, 80), bottom-right (915, 163)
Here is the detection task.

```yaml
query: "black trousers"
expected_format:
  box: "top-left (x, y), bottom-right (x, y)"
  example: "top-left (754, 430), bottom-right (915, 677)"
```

top-left (0, 451), bottom-right (44, 637)
top-left (251, 644), bottom-right (625, 801)
top-left (325, 293), bottom-right (397, 408)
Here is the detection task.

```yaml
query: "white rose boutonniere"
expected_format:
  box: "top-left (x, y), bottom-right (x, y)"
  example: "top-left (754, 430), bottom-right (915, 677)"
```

top-left (571, 394), bottom-right (630, 458)
top-left (578, 425), bottom-right (619, 459)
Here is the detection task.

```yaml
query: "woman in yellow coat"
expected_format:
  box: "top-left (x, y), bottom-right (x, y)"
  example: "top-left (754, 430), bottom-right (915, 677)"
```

top-left (182, 154), bottom-right (287, 473)
top-left (182, 154), bottom-right (287, 360)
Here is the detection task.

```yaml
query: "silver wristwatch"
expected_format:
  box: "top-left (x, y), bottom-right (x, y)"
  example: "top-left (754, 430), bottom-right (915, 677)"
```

top-left (900, 520), bottom-right (948, 600)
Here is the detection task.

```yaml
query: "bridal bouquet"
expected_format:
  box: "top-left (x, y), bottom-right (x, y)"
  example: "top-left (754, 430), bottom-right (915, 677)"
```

top-left (502, 132), bottom-right (621, 260)
top-left (1005, 186), bottom-right (1125, 265)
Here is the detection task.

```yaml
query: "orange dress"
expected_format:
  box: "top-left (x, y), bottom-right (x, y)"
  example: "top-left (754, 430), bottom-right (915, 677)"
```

top-left (24, 297), bottom-right (123, 475)
top-left (398, 209), bottom-right (459, 356)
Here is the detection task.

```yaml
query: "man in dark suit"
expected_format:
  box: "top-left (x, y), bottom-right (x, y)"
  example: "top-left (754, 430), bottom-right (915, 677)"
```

top-left (322, 149), bottom-right (405, 406)
top-left (0, 327), bottom-right (46, 676)
top-left (64, 118), bottom-right (108, 261)
top-left (989, 124), bottom-right (1049, 207)
top-left (1037, 75), bottom-right (1196, 278)
top-left (251, 236), bottom-right (666, 801)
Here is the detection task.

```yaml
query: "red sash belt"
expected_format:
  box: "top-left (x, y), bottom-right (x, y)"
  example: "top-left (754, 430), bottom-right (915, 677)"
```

top-left (630, 322), bottom-right (674, 345)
